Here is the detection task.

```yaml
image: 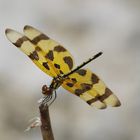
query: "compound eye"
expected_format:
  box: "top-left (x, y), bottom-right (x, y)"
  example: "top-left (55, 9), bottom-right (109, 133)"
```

top-left (42, 85), bottom-right (52, 95)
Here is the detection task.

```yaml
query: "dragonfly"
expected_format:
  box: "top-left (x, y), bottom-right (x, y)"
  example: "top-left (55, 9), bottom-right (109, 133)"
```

top-left (5, 25), bottom-right (121, 109)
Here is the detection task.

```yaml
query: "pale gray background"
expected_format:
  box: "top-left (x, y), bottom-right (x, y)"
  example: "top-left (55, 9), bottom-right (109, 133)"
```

top-left (0, 0), bottom-right (139, 140)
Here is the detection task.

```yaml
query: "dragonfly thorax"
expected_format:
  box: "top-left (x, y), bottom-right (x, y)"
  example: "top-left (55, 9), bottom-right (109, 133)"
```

top-left (49, 75), bottom-right (65, 90)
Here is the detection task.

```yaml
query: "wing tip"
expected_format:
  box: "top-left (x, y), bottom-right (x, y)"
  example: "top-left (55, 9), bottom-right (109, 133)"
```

top-left (105, 94), bottom-right (121, 107)
top-left (113, 100), bottom-right (121, 107)
top-left (99, 105), bottom-right (107, 109)
top-left (5, 28), bottom-right (16, 42)
top-left (24, 25), bottom-right (32, 30)
top-left (5, 28), bottom-right (13, 35)
top-left (90, 100), bottom-right (107, 109)
top-left (5, 28), bottom-right (24, 44)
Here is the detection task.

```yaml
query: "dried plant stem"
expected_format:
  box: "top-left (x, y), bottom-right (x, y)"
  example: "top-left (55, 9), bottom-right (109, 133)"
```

top-left (39, 104), bottom-right (54, 140)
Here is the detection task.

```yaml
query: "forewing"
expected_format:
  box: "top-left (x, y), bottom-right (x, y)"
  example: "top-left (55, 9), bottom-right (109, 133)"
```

top-left (5, 29), bottom-right (57, 77)
top-left (62, 68), bottom-right (121, 109)
top-left (23, 25), bottom-right (74, 75)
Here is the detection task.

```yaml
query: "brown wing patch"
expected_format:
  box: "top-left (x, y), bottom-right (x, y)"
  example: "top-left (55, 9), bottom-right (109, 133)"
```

top-left (59, 70), bottom-right (64, 74)
top-left (54, 63), bottom-right (60, 69)
top-left (71, 78), bottom-right (77, 82)
top-left (81, 83), bottom-right (92, 90)
top-left (76, 69), bottom-right (87, 76)
top-left (45, 50), bottom-right (54, 61)
top-left (86, 96), bottom-right (99, 105)
top-left (54, 45), bottom-right (67, 52)
top-left (74, 83), bottom-right (92, 96)
top-left (75, 89), bottom-right (85, 96)
top-left (91, 73), bottom-right (99, 84)
top-left (32, 34), bottom-right (49, 44)
top-left (42, 62), bottom-right (50, 70)
top-left (66, 82), bottom-right (75, 87)
top-left (99, 88), bottom-right (112, 102)
top-left (13, 36), bottom-right (28, 47)
top-left (29, 50), bottom-right (39, 60)
top-left (63, 56), bottom-right (73, 70)
top-left (35, 46), bottom-right (42, 51)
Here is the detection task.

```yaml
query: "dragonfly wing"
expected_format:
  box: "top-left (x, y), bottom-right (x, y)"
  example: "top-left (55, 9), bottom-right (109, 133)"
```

top-left (23, 25), bottom-right (74, 75)
top-left (62, 68), bottom-right (121, 109)
top-left (5, 28), bottom-right (57, 77)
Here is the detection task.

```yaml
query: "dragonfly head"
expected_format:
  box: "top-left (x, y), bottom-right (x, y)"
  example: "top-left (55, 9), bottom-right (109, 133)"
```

top-left (42, 85), bottom-right (53, 95)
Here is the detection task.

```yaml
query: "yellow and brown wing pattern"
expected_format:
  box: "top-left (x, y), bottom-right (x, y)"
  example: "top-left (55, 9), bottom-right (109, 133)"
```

top-left (62, 68), bottom-right (121, 109)
top-left (23, 25), bottom-right (74, 75)
top-left (5, 25), bottom-right (74, 77)
top-left (5, 28), bottom-right (57, 77)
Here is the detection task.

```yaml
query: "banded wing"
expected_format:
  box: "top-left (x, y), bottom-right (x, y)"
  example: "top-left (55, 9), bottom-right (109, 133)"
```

top-left (62, 69), bottom-right (121, 109)
top-left (5, 28), bottom-right (58, 77)
top-left (23, 25), bottom-right (74, 75)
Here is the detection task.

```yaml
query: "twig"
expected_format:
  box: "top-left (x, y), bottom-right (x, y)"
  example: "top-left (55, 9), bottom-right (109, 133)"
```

top-left (39, 103), bottom-right (54, 140)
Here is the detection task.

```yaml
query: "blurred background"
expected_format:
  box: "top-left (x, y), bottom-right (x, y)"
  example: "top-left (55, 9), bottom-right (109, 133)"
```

top-left (0, 0), bottom-right (140, 140)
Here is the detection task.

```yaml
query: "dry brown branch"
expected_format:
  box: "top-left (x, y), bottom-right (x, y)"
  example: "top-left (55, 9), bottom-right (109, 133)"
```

top-left (39, 103), bottom-right (54, 140)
